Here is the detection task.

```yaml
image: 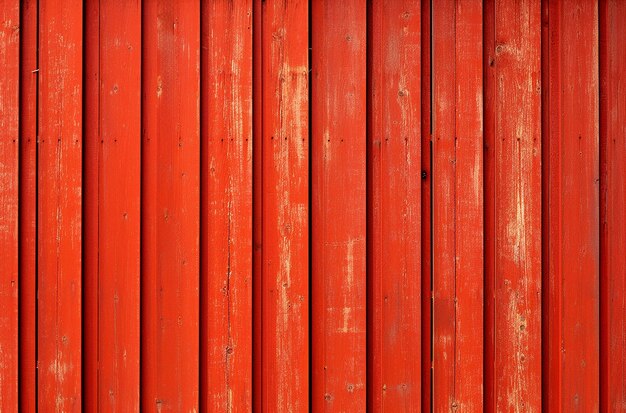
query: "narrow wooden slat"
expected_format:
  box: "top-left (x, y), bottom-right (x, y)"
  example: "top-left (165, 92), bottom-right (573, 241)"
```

top-left (141, 1), bottom-right (200, 411)
top-left (484, 0), bottom-right (542, 411)
top-left (84, 3), bottom-right (142, 410)
top-left (540, 2), bottom-right (553, 410)
top-left (0, 1), bottom-right (20, 410)
top-left (368, 0), bottom-right (421, 411)
top-left (600, 0), bottom-right (626, 410)
top-left (38, 0), bottom-right (83, 410)
top-left (258, 0), bottom-right (309, 410)
top-left (98, 1), bottom-right (142, 410)
top-left (543, 1), bottom-right (600, 411)
top-left (432, 0), bottom-right (483, 410)
top-left (201, 0), bottom-right (253, 411)
top-left (252, 0), bottom-right (263, 410)
top-left (420, 1), bottom-right (432, 410)
top-left (432, 1), bottom-right (458, 408)
top-left (83, 0), bottom-right (99, 409)
top-left (19, 0), bottom-right (38, 410)
top-left (311, 1), bottom-right (367, 411)
top-left (452, 1), bottom-right (483, 410)
top-left (484, 1), bottom-right (495, 409)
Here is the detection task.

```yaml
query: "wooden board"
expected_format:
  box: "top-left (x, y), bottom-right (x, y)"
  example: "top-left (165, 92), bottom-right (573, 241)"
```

top-left (38, 0), bottom-right (83, 410)
top-left (484, 0), bottom-right (542, 411)
top-left (0, 1), bottom-right (20, 410)
top-left (141, 1), bottom-right (201, 411)
top-left (18, 0), bottom-right (38, 411)
top-left (542, 1), bottom-right (600, 411)
top-left (432, 0), bottom-right (484, 411)
top-left (252, 0), bottom-right (263, 411)
top-left (311, 1), bottom-right (367, 411)
top-left (201, 0), bottom-right (253, 411)
top-left (600, 0), bottom-right (626, 410)
top-left (368, 1), bottom-right (422, 411)
top-left (83, 0), bottom-right (100, 409)
top-left (83, 1), bottom-right (142, 411)
top-left (257, 0), bottom-right (310, 411)
top-left (420, 1), bottom-right (433, 410)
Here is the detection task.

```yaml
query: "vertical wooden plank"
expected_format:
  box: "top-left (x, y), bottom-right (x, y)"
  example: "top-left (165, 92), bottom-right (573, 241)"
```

top-left (484, 0), bottom-right (542, 411)
top-left (432, 1), bottom-right (457, 408)
top-left (484, 1), bottom-right (495, 409)
top-left (252, 0), bottom-right (263, 410)
top-left (483, 0), bottom-right (494, 413)
top-left (368, 0), bottom-right (421, 411)
top-left (453, 1), bottom-right (483, 410)
top-left (83, 0), bottom-right (99, 410)
top-left (543, 1), bottom-right (600, 411)
top-left (540, 2), bottom-right (553, 410)
top-left (420, 0), bottom-right (432, 410)
top-left (432, 0), bottom-right (483, 411)
top-left (600, 0), bottom-right (626, 410)
top-left (38, 0), bottom-right (83, 410)
top-left (201, 0), bottom-right (253, 411)
top-left (0, 0), bottom-right (20, 410)
top-left (258, 0), bottom-right (309, 411)
top-left (311, 1), bottom-right (367, 411)
top-left (85, 3), bottom-right (142, 411)
top-left (98, 1), bottom-right (142, 410)
top-left (19, 0), bottom-right (38, 411)
top-left (141, 1), bottom-right (200, 411)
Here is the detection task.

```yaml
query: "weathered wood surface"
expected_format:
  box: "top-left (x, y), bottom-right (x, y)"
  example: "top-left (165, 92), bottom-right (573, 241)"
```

top-left (543, 1), bottom-right (600, 412)
top-left (432, 1), bottom-right (484, 411)
top-left (484, 0), bottom-right (542, 411)
top-left (1, 1), bottom-right (622, 411)
top-left (141, 2), bottom-right (201, 411)
top-left (38, 0), bottom-right (83, 410)
top-left (201, 1), bottom-right (253, 411)
top-left (84, 0), bottom-right (142, 410)
top-left (0, 1), bottom-right (20, 410)
top-left (368, 1), bottom-right (422, 411)
top-left (311, 1), bottom-right (367, 411)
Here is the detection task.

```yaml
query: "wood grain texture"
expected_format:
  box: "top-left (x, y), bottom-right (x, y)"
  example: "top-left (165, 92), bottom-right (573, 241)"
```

top-left (258, 0), bottom-right (309, 410)
top-left (252, 0), bottom-right (263, 411)
top-left (368, 1), bottom-right (421, 411)
top-left (83, 1), bottom-right (142, 410)
top-left (201, 0), bottom-right (253, 411)
top-left (432, 0), bottom-right (484, 411)
top-left (432, 1), bottom-right (457, 408)
top-left (420, 1), bottom-right (432, 411)
top-left (6, 3), bottom-right (626, 410)
top-left (311, 1), bottom-right (367, 411)
top-left (38, 0), bottom-right (83, 410)
top-left (484, 0), bottom-right (542, 411)
top-left (543, 1), bottom-right (600, 411)
top-left (453, 1), bottom-right (483, 410)
top-left (83, 0), bottom-right (100, 410)
top-left (98, 1), bottom-right (142, 406)
top-left (141, 1), bottom-right (201, 411)
top-left (0, 1), bottom-right (20, 410)
top-left (19, 0), bottom-right (38, 410)
top-left (600, 0), bottom-right (626, 410)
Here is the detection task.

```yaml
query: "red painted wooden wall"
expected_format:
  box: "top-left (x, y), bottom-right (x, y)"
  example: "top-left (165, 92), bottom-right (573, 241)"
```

top-left (0, 1), bottom-right (624, 411)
